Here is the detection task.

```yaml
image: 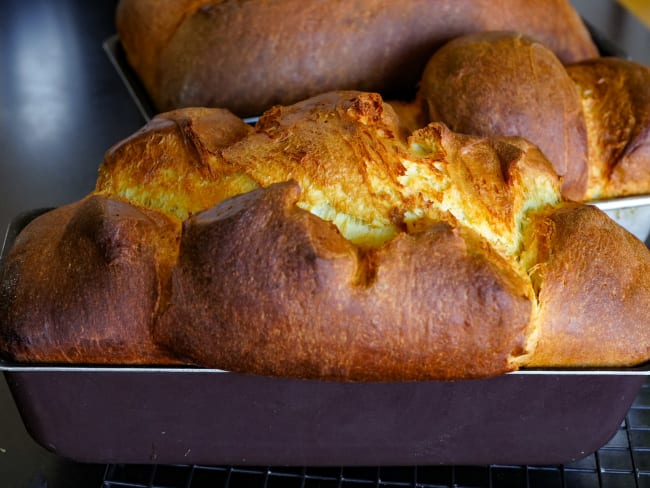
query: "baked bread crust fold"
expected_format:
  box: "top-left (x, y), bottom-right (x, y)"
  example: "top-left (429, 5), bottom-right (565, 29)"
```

top-left (96, 106), bottom-right (255, 220)
top-left (525, 203), bottom-right (650, 367)
top-left (419, 31), bottom-right (589, 201)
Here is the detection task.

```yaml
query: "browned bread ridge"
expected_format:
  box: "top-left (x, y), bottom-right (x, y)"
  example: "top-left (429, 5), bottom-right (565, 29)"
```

top-left (0, 195), bottom-right (180, 364)
top-left (524, 203), bottom-right (650, 367)
top-left (95, 106), bottom-right (255, 220)
top-left (2, 93), bottom-right (650, 379)
top-left (116, 0), bottom-right (598, 117)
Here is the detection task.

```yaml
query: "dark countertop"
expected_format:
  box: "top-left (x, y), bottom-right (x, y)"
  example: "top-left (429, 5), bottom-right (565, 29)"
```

top-left (0, 1), bottom-right (143, 486)
top-left (0, 1), bottom-right (648, 486)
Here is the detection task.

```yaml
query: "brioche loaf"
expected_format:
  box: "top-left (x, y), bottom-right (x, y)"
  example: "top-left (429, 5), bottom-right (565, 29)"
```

top-left (417, 31), bottom-right (650, 202)
top-left (115, 0), bottom-right (598, 118)
top-left (2, 92), bottom-right (650, 380)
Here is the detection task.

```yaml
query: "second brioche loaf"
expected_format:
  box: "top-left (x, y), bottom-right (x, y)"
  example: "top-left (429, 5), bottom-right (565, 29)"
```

top-left (116, 0), bottom-right (598, 118)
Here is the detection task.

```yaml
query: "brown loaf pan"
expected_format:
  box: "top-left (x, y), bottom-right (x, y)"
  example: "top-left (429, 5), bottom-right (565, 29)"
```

top-left (1, 209), bottom-right (649, 467)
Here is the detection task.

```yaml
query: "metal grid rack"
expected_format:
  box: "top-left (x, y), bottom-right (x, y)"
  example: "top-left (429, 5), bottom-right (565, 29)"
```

top-left (101, 380), bottom-right (650, 488)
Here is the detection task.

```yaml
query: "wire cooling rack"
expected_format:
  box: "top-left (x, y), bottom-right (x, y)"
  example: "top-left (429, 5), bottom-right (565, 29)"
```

top-left (101, 380), bottom-right (650, 488)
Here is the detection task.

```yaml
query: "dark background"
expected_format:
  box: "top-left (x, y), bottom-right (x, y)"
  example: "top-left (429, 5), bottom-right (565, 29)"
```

top-left (0, 1), bottom-right (649, 486)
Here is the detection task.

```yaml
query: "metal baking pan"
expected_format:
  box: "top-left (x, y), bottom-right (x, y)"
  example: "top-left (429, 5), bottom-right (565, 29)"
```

top-left (0, 209), bottom-right (648, 467)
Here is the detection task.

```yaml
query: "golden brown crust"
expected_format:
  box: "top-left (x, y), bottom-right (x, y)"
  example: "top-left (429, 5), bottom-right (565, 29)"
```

top-left (96, 107), bottom-right (255, 220)
top-left (566, 57), bottom-right (650, 200)
top-left (526, 203), bottom-right (650, 367)
top-left (116, 0), bottom-right (597, 117)
top-left (419, 31), bottom-right (589, 201)
top-left (156, 181), bottom-right (534, 381)
top-left (0, 195), bottom-right (181, 364)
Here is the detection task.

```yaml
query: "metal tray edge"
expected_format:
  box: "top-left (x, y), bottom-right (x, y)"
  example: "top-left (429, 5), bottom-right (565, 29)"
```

top-left (590, 194), bottom-right (650, 211)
